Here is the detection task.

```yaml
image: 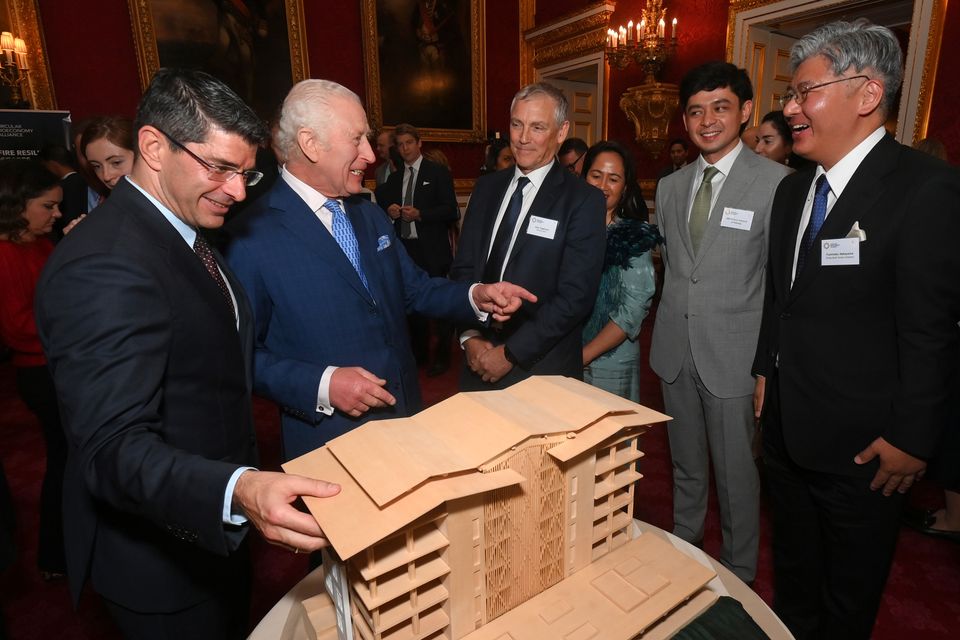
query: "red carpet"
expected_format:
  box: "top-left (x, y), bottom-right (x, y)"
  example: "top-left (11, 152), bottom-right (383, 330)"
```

top-left (0, 306), bottom-right (958, 638)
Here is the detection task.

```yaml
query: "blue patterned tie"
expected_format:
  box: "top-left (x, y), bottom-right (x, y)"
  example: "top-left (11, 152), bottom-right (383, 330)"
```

top-left (797, 174), bottom-right (831, 274)
top-left (323, 199), bottom-right (369, 290)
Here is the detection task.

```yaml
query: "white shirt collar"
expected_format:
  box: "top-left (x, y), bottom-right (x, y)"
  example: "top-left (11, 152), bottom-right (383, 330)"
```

top-left (816, 126), bottom-right (886, 198)
top-left (281, 164), bottom-right (342, 212)
top-left (697, 140), bottom-right (743, 177)
top-left (125, 176), bottom-right (196, 246)
top-left (513, 159), bottom-right (555, 190)
top-left (405, 155), bottom-right (424, 173)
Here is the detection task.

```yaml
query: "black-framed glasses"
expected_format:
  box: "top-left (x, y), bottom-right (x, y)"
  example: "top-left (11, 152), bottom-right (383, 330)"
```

top-left (778, 75), bottom-right (870, 108)
top-left (564, 151), bottom-right (585, 173)
top-left (156, 128), bottom-right (264, 186)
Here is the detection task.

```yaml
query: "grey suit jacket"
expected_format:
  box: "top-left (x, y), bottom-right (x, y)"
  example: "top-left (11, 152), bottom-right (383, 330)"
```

top-left (650, 148), bottom-right (789, 397)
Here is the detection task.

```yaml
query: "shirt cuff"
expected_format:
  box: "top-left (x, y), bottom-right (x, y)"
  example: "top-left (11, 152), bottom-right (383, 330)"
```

top-left (467, 283), bottom-right (488, 322)
top-left (223, 466), bottom-right (257, 526)
top-left (459, 329), bottom-right (482, 348)
top-left (317, 366), bottom-right (337, 416)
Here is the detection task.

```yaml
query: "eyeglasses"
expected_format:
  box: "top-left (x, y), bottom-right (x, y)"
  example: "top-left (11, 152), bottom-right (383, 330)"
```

top-left (564, 151), bottom-right (585, 173)
top-left (156, 128), bottom-right (264, 186)
top-left (778, 75), bottom-right (870, 108)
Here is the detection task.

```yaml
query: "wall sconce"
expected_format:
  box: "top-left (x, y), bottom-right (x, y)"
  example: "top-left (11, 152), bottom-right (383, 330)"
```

top-left (1, 31), bottom-right (31, 108)
top-left (605, 0), bottom-right (677, 81)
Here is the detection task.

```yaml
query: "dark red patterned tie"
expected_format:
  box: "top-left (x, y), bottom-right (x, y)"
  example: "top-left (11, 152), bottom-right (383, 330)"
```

top-left (193, 233), bottom-right (235, 318)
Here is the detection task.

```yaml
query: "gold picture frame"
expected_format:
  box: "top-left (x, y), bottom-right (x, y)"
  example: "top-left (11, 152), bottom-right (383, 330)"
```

top-left (127, 0), bottom-right (308, 116)
top-left (360, 0), bottom-right (486, 142)
top-left (1, 0), bottom-right (56, 109)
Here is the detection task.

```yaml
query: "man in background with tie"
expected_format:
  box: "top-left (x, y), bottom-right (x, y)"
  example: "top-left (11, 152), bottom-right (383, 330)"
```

top-left (450, 82), bottom-right (606, 391)
top-left (375, 123), bottom-right (459, 376)
top-left (753, 20), bottom-right (960, 639)
top-left (649, 61), bottom-right (789, 584)
top-left (226, 79), bottom-right (534, 461)
top-left (35, 68), bottom-right (341, 639)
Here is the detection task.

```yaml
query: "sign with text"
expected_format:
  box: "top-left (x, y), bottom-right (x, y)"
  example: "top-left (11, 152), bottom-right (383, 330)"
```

top-left (0, 110), bottom-right (71, 159)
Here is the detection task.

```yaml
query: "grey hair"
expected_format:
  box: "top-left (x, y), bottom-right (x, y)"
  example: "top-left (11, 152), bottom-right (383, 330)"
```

top-left (790, 19), bottom-right (903, 115)
top-left (276, 79), bottom-right (362, 158)
top-left (510, 82), bottom-right (569, 128)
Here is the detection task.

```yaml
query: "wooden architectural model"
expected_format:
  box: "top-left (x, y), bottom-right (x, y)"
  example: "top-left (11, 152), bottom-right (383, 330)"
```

top-left (283, 376), bottom-right (717, 640)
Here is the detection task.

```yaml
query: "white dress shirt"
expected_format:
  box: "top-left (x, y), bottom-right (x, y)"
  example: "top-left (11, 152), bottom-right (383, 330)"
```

top-left (686, 140), bottom-right (744, 222)
top-left (401, 155), bottom-right (424, 239)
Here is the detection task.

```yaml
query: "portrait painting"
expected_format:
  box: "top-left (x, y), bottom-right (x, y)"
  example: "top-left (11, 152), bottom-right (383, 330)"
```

top-left (128, 0), bottom-right (308, 118)
top-left (362, 0), bottom-right (485, 141)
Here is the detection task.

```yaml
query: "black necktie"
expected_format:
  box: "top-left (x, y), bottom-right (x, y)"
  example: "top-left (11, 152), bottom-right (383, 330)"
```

top-left (482, 176), bottom-right (530, 283)
top-left (193, 233), bottom-right (235, 318)
top-left (401, 165), bottom-right (415, 239)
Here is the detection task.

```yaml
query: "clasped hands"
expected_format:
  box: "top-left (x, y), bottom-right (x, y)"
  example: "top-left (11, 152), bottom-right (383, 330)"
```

top-left (464, 338), bottom-right (512, 383)
top-left (386, 203), bottom-right (420, 222)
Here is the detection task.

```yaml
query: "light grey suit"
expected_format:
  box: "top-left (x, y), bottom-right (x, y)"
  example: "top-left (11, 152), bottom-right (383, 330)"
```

top-left (650, 147), bottom-right (789, 582)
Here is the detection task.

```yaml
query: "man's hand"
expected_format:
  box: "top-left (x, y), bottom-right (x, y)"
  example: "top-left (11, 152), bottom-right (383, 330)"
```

top-left (330, 367), bottom-right (396, 417)
top-left (399, 205), bottom-right (421, 222)
top-left (477, 345), bottom-right (513, 383)
top-left (63, 214), bottom-right (87, 235)
top-left (463, 337), bottom-right (493, 375)
top-left (855, 436), bottom-right (926, 496)
top-left (472, 282), bottom-right (538, 322)
top-left (753, 375), bottom-right (766, 420)
top-left (386, 203), bottom-right (402, 220)
top-left (233, 470), bottom-right (341, 553)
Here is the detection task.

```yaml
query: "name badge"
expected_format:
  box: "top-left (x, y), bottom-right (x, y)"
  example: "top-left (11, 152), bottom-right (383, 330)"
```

top-left (527, 215), bottom-right (558, 239)
top-left (720, 207), bottom-right (755, 231)
top-left (821, 237), bottom-right (860, 266)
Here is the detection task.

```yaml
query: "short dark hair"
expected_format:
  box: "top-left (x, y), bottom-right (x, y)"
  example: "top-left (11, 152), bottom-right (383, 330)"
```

top-left (760, 110), bottom-right (791, 146)
top-left (559, 137), bottom-right (588, 156)
top-left (38, 144), bottom-right (77, 170)
top-left (484, 138), bottom-right (511, 173)
top-left (580, 140), bottom-right (645, 221)
top-left (679, 61), bottom-right (753, 110)
top-left (668, 138), bottom-right (688, 150)
top-left (134, 68), bottom-right (267, 154)
top-left (0, 159), bottom-right (60, 242)
top-left (394, 123), bottom-right (420, 142)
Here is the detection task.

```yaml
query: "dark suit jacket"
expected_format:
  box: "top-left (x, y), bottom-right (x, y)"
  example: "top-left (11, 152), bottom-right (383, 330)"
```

top-left (36, 179), bottom-right (258, 611)
top-left (226, 177), bottom-right (475, 461)
top-left (375, 157), bottom-right (458, 275)
top-left (450, 162), bottom-right (607, 390)
top-left (753, 135), bottom-right (960, 475)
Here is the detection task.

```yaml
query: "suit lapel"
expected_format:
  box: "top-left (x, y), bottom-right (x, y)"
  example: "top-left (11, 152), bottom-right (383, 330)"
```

top-left (672, 165), bottom-right (697, 262)
top-left (789, 136), bottom-right (898, 300)
top-left (692, 152), bottom-right (755, 267)
top-left (508, 162), bottom-right (563, 261)
top-left (477, 170), bottom-right (515, 273)
top-left (271, 180), bottom-right (375, 306)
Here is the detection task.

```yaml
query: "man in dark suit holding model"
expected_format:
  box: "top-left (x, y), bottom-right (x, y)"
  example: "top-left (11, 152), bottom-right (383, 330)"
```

top-left (450, 82), bottom-right (606, 391)
top-left (36, 69), bottom-right (341, 640)
top-left (375, 123), bottom-right (459, 375)
top-left (753, 20), bottom-right (960, 639)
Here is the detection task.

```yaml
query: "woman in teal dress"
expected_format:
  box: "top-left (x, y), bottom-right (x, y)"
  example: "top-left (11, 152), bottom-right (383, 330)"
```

top-left (581, 141), bottom-right (661, 401)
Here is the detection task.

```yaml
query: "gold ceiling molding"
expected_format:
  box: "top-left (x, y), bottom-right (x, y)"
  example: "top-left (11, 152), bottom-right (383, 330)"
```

top-left (7, 0), bottom-right (55, 109)
top-left (523, 1), bottom-right (615, 82)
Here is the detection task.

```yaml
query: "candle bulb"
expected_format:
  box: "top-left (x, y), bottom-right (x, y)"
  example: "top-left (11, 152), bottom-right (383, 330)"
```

top-left (636, 21), bottom-right (641, 42)
top-left (672, 18), bottom-right (678, 39)
top-left (627, 21), bottom-right (634, 43)
top-left (658, 18), bottom-right (665, 39)
top-left (640, 19), bottom-right (646, 40)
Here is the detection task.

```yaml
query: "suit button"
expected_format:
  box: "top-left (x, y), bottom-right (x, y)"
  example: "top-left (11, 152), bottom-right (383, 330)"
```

top-left (690, 277), bottom-right (698, 284)
top-left (683, 313), bottom-right (689, 319)
top-left (780, 312), bottom-right (791, 319)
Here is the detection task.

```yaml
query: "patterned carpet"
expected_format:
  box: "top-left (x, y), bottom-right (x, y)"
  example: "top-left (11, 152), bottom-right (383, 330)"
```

top-left (0, 305), bottom-right (957, 638)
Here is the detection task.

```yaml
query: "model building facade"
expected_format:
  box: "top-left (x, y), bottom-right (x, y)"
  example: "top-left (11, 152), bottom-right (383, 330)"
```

top-left (285, 376), bottom-right (712, 640)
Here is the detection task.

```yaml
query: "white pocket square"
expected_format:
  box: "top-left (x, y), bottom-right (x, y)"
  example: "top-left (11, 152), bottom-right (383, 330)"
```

top-left (421, 180), bottom-right (431, 186)
top-left (376, 235), bottom-right (391, 251)
top-left (845, 221), bottom-right (866, 242)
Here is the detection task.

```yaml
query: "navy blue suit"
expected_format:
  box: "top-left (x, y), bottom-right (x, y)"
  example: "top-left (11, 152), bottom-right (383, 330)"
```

top-left (226, 177), bottom-right (475, 460)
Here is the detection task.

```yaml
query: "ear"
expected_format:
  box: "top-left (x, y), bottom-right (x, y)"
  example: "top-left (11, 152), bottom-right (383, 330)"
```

top-left (557, 120), bottom-right (570, 145)
top-left (740, 99), bottom-right (754, 125)
top-left (137, 126), bottom-right (164, 172)
top-left (297, 128), bottom-right (320, 163)
top-left (858, 78), bottom-right (884, 117)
